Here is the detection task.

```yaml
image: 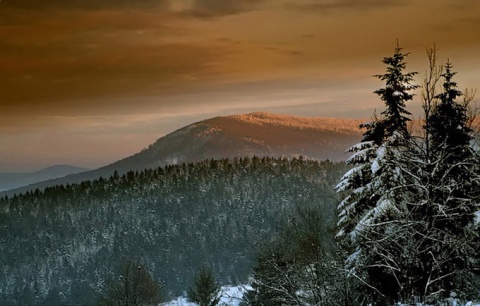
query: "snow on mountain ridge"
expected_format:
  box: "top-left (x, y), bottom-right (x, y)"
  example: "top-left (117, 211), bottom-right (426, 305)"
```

top-left (229, 112), bottom-right (363, 133)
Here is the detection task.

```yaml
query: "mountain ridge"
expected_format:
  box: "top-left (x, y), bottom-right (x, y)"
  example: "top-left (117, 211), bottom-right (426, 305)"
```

top-left (0, 165), bottom-right (89, 192)
top-left (1, 112), bottom-right (363, 197)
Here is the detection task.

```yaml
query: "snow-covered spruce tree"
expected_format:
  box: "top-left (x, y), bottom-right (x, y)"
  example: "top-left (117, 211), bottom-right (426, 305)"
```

top-left (336, 45), bottom-right (419, 304)
top-left (416, 61), bottom-right (480, 301)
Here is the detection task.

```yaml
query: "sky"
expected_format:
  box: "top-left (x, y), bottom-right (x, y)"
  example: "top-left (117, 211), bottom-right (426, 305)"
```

top-left (1, 0), bottom-right (480, 172)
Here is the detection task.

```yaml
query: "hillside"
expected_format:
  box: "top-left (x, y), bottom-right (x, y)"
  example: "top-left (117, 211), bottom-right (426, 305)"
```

top-left (1, 112), bottom-right (362, 197)
top-left (119, 112), bottom-right (362, 171)
top-left (0, 157), bottom-right (347, 305)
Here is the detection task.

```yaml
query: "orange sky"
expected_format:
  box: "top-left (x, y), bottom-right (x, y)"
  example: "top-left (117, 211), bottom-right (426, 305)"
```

top-left (1, 0), bottom-right (480, 171)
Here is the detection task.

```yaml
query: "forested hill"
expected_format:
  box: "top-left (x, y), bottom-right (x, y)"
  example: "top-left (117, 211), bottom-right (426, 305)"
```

top-left (0, 157), bottom-right (347, 305)
top-left (1, 112), bottom-right (361, 197)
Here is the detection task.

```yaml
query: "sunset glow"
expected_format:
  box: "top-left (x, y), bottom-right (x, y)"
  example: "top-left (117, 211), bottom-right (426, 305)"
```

top-left (1, 0), bottom-right (480, 171)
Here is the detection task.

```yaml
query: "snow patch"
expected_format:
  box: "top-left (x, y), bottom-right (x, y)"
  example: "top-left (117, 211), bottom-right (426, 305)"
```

top-left (231, 112), bottom-right (363, 134)
top-left (162, 285), bottom-right (250, 306)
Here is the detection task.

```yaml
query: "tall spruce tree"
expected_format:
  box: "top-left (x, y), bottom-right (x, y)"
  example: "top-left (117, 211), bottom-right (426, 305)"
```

top-left (337, 44), bottom-right (418, 236)
top-left (336, 44), bottom-right (419, 304)
top-left (416, 61), bottom-right (480, 300)
top-left (429, 61), bottom-right (472, 163)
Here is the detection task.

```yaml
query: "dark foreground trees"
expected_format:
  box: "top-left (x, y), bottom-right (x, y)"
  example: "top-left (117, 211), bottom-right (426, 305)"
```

top-left (411, 59), bottom-right (480, 302)
top-left (336, 45), bottom-right (480, 304)
top-left (336, 44), bottom-right (420, 304)
top-left (188, 267), bottom-right (221, 306)
top-left (99, 259), bottom-right (163, 306)
top-left (242, 45), bottom-right (479, 306)
top-left (245, 205), bottom-right (359, 305)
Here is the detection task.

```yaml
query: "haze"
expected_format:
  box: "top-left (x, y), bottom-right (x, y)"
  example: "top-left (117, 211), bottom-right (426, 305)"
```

top-left (1, 0), bottom-right (480, 171)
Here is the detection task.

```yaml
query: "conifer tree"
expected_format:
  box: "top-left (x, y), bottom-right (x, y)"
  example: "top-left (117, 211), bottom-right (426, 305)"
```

top-left (374, 44), bottom-right (418, 139)
top-left (336, 44), bottom-right (419, 303)
top-left (429, 61), bottom-right (472, 163)
top-left (415, 61), bottom-right (480, 300)
top-left (337, 49), bottom-right (480, 303)
top-left (99, 259), bottom-right (163, 306)
top-left (337, 44), bottom-right (418, 236)
top-left (188, 267), bottom-right (221, 306)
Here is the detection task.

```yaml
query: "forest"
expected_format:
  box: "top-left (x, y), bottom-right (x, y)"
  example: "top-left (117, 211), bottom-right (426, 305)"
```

top-left (0, 157), bottom-right (346, 305)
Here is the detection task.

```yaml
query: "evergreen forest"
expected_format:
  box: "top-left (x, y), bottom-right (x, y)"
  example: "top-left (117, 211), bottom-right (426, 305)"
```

top-left (0, 157), bottom-right (346, 305)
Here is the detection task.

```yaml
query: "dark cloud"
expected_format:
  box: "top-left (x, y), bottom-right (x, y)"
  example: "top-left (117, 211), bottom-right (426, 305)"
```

top-left (0, 0), bottom-right (264, 19)
top-left (458, 16), bottom-right (480, 26)
top-left (289, 51), bottom-right (303, 56)
top-left (185, 0), bottom-right (263, 18)
top-left (443, 0), bottom-right (480, 11)
top-left (0, 0), bottom-right (169, 9)
top-left (0, 8), bottom-right (225, 117)
top-left (0, 41), bottom-right (223, 116)
top-left (263, 46), bottom-right (303, 58)
top-left (291, 0), bottom-right (407, 12)
top-left (215, 37), bottom-right (241, 44)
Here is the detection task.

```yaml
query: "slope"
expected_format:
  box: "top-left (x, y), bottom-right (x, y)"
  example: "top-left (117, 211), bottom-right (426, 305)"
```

top-left (0, 157), bottom-right (348, 305)
top-left (1, 112), bottom-right (362, 196)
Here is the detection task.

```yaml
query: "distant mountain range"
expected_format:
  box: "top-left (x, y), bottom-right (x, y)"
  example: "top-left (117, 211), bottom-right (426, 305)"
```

top-left (0, 165), bottom-right (89, 192)
top-left (1, 112), bottom-right (363, 196)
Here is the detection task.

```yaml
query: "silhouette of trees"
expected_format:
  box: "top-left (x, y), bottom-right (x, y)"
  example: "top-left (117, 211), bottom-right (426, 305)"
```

top-left (246, 205), bottom-right (357, 305)
top-left (188, 267), bottom-right (221, 306)
top-left (99, 259), bottom-right (163, 306)
top-left (337, 45), bottom-right (480, 304)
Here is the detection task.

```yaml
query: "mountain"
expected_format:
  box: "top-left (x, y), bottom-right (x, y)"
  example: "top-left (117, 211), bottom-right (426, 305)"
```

top-left (1, 112), bottom-right (362, 196)
top-left (0, 165), bottom-right (89, 192)
top-left (112, 112), bottom-right (362, 170)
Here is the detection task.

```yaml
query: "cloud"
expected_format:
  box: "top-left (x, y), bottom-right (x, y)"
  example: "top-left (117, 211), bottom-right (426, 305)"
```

top-left (0, 41), bottom-right (223, 116)
top-left (0, 7), bottom-right (227, 117)
top-left (291, 0), bottom-right (407, 13)
top-left (0, 0), bottom-right (264, 17)
top-left (457, 16), bottom-right (480, 27)
top-left (0, 0), bottom-right (169, 9)
top-left (183, 0), bottom-right (263, 18)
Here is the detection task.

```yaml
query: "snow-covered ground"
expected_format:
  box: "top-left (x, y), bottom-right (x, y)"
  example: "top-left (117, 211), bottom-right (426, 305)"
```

top-left (397, 303), bottom-right (480, 306)
top-left (162, 285), bottom-right (250, 306)
top-left (161, 285), bottom-right (480, 306)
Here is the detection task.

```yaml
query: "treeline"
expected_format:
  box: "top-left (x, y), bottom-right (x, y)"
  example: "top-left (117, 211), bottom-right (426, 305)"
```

top-left (0, 156), bottom-right (347, 305)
